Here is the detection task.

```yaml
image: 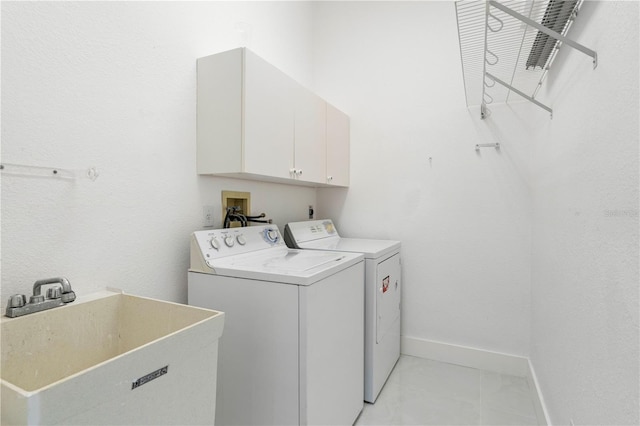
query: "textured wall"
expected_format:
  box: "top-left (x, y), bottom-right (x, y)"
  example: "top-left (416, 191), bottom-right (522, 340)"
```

top-left (527, 2), bottom-right (639, 425)
top-left (313, 1), bottom-right (532, 357)
top-left (1, 2), bottom-right (317, 305)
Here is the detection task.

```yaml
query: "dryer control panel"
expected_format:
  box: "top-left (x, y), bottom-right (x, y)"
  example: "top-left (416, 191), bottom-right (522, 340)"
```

top-left (284, 219), bottom-right (339, 247)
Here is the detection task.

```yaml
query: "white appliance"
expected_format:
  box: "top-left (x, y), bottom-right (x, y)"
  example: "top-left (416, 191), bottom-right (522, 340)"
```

top-left (284, 219), bottom-right (401, 403)
top-left (188, 224), bottom-right (364, 426)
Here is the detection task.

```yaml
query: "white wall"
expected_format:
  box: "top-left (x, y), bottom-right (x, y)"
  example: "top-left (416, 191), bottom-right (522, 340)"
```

top-left (1, 1), bottom-right (317, 305)
top-left (525, 2), bottom-right (639, 424)
top-left (313, 1), bottom-right (532, 356)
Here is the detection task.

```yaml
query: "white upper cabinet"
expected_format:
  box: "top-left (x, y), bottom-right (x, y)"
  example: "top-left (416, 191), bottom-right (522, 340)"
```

top-left (326, 103), bottom-right (350, 187)
top-left (293, 86), bottom-right (327, 184)
top-left (197, 48), bottom-right (349, 187)
top-left (243, 50), bottom-right (295, 180)
top-left (197, 48), bottom-right (294, 180)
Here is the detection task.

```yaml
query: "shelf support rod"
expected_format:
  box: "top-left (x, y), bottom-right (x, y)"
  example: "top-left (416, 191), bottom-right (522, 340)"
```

top-left (485, 72), bottom-right (553, 117)
top-left (488, 0), bottom-right (597, 69)
top-left (480, 0), bottom-right (491, 119)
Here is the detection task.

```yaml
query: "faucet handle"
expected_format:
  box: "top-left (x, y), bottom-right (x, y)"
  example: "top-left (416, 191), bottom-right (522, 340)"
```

top-left (7, 294), bottom-right (26, 308)
top-left (47, 287), bottom-right (62, 299)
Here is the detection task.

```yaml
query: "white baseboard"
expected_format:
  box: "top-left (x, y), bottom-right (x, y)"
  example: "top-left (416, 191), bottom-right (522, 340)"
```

top-left (401, 336), bottom-right (550, 425)
top-left (401, 336), bottom-right (529, 376)
top-left (526, 358), bottom-right (551, 426)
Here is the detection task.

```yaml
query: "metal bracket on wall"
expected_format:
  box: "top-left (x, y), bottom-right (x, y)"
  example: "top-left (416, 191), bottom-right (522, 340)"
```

top-left (476, 143), bottom-right (500, 151)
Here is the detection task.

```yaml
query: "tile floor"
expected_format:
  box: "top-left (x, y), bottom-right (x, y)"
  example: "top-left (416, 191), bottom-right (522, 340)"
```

top-left (355, 355), bottom-right (540, 425)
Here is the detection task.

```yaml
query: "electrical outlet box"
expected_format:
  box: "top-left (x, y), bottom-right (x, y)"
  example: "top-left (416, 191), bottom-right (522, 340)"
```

top-left (203, 205), bottom-right (215, 227)
top-left (222, 191), bottom-right (251, 228)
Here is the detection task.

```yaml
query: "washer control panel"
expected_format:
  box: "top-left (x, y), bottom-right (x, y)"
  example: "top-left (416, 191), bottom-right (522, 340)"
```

top-left (191, 225), bottom-right (285, 266)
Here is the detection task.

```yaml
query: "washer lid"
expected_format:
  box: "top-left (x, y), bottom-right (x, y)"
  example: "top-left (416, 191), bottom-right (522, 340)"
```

top-left (298, 237), bottom-right (400, 259)
top-left (208, 247), bottom-right (363, 286)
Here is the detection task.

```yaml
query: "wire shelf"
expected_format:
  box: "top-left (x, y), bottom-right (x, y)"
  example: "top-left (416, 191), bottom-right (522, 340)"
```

top-left (456, 0), bottom-right (593, 115)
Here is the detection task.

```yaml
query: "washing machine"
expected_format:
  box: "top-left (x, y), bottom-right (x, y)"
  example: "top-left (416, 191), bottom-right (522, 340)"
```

top-left (188, 224), bottom-right (364, 426)
top-left (284, 219), bottom-right (401, 403)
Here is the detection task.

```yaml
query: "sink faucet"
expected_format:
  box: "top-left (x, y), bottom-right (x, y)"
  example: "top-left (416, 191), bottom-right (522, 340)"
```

top-left (5, 277), bottom-right (76, 318)
top-left (33, 277), bottom-right (76, 303)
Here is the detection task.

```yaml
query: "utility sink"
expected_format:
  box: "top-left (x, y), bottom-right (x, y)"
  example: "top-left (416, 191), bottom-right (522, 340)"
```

top-left (1, 289), bottom-right (225, 425)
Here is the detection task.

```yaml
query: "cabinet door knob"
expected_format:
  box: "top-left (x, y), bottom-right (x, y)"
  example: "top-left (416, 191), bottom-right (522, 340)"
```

top-left (327, 176), bottom-right (333, 182)
top-left (297, 169), bottom-right (303, 176)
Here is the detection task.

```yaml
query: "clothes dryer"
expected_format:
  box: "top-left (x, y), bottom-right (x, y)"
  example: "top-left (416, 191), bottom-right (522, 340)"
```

top-left (284, 219), bottom-right (401, 403)
top-left (188, 224), bottom-right (364, 425)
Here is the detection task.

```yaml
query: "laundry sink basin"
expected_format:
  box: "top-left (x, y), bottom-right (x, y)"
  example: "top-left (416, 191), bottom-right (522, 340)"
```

top-left (1, 289), bottom-right (224, 425)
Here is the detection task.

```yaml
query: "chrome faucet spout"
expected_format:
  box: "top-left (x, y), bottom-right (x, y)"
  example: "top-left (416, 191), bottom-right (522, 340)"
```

top-left (33, 277), bottom-right (72, 295)
top-left (33, 277), bottom-right (76, 303)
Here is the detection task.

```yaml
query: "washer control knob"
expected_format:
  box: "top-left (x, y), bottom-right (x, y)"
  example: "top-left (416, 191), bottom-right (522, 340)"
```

top-left (264, 228), bottom-right (279, 244)
top-left (224, 235), bottom-right (235, 247)
top-left (209, 237), bottom-right (220, 250)
top-left (237, 235), bottom-right (246, 245)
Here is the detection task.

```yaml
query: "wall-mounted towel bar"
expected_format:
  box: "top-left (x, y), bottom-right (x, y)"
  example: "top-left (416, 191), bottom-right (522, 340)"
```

top-left (0, 163), bottom-right (99, 181)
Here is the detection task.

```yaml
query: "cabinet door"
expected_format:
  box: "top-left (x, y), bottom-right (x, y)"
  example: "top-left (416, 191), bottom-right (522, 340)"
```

top-left (326, 103), bottom-right (350, 187)
top-left (294, 86), bottom-right (326, 184)
top-left (243, 49), bottom-right (295, 179)
top-left (196, 49), bottom-right (243, 175)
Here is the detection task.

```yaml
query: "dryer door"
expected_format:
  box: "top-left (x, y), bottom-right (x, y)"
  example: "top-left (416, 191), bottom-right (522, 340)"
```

top-left (376, 253), bottom-right (401, 343)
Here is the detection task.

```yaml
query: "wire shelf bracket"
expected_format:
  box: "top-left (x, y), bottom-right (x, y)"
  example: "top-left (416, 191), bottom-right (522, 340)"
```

top-left (486, 71), bottom-right (553, 117)
top-left (489, 1), bottom-right (597, 69)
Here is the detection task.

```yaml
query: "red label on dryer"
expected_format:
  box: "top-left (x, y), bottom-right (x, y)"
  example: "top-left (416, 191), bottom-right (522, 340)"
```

top-left (382, 276), bottom-right (390, 293)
